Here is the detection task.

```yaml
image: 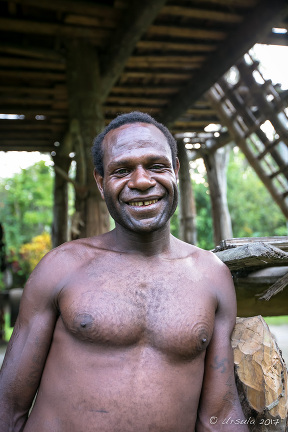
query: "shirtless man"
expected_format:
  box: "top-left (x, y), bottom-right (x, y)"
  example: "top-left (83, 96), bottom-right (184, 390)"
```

top-left (0, 111), bottom-right (248, 432)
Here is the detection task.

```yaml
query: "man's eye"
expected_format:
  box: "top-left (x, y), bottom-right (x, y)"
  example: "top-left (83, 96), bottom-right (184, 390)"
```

top-left (151, 164), bottom-right (165, 170)
top-left (115, 168), bottom-right (129, 176)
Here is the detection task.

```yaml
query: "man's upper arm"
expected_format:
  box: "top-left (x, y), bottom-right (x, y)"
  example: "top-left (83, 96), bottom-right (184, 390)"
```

top-left (0, 249), bottom-right (61, 423)
top-left (196, 257), bottom-right (248, 432)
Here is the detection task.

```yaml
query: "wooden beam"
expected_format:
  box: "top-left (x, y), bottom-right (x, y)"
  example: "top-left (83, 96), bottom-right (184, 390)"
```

top-left (111, 86), bottom-right (178, 95)
top-left (0, 57), bottom-right (65, 70)
top-left (0, 69), bottom-right (65, 81)
top-left (0, 85), bottom-right (67, 96)
top-left (161, 6), bottom-right (242, 24)
top-left (136, 40), bottom-right (216, 52)
top-left (147, 25), bottom-right (226, 40)
top-left (0, 17), bottom-right (109, 40)
top-left (120, 71), bottom-right (192, 80)
top-left (106, 96), bottom-right (168, 105)
top-left (158, 0), bottom-right (288, 126)
top-left (100, 0), bottom-right (168, 102)
top-left (0, 42), bottom-right (64, 61)
top-left (0, 0), bottom-right (118, 19)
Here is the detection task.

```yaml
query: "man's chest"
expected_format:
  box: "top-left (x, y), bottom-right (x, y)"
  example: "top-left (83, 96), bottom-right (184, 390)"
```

top-left (58, 265), bottom-right (216, 359)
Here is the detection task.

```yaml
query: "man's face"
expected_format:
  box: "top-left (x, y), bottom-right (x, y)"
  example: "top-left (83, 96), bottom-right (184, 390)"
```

top-left (94, 122), bottom-right (179, 234)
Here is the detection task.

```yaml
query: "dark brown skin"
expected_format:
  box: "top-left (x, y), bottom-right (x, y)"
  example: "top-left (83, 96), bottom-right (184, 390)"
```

top-left (0, 123), bottom-right (248, 432)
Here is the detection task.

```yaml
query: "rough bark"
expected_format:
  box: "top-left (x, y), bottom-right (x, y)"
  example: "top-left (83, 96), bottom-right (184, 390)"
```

top-left (177, 139), bottom-right (197, 244)
top-left (204, 146), bottom-right (233, 246)
top-left (52, 152), bottom-right (71, 248)
top-left (66, 39), bottom-right (110, 238)
top-left (232, 316), bottom-right (288, 432)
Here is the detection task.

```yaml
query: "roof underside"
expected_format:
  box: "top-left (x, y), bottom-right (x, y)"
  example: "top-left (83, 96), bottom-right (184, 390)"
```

top-left (0, 0), bottom-right (288, 153)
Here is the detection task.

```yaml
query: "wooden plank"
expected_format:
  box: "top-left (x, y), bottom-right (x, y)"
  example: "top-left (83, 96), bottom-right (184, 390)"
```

top-left (0, 17), bottom-right (110, 40)
top-left (120, 71), bottom-right (192, 80)
top-left (0, 107), bottom-right (67, 117)
top-left (216, 236), bottom-right (288, 252)
top-left (111, 86), bottom-right (178, 95)
top-left (197, 0), bottom-right (257, 6)
top-left (0, 0), bottom-right (118, 19)
top-left (147, 25), bottom-right (226, 40)
top-left (0, 43), bottom-right (63, 61)
top-left (100, 0), bottom-right (169, 102)
top-left (158, 0), bottom-right (288, 126)
top-left (0, 123), bottom-right (63, 131)
top-left (215, 242), bottom-right (288, 271)
top-left (0, 70), bottom-right (65, 81)
top-left (0, 86), bottom-right (67, 96)
top-left (161, 6), bottom-right (242, 23)
top-left (136, 40), bottom-right (216, 52)
top-left (64, 14), bottom-right (116, 28)
top-left (104, 106), bottom-right (160, 115)
top-left (0, 57), bottom-right (65, 70)
top-left (0, 97), bottom-right (58, 106)
top-left (0, 145), bottom-right (53, 152)
top-left (106, 96), bottom-right (168, 105)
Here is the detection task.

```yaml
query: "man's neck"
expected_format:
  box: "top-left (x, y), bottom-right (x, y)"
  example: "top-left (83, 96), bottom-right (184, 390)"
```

top-left (111, 223), bottom-right (173, 257)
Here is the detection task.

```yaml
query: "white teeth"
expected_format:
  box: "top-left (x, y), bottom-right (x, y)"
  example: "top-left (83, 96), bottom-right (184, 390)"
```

top-left (129, 199), bottom-right (158, 207)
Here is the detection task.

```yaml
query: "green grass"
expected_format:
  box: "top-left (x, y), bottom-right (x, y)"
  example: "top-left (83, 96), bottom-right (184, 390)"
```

top-left (263, 315), bottom-right (288, 326)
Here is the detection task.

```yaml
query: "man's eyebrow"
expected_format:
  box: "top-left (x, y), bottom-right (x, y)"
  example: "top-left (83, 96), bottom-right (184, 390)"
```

top-left (108, 155), bottom-right (172, 169)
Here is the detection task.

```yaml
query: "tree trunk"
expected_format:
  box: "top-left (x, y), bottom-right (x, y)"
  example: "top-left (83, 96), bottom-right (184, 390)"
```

top-left (66, 39), bottom-right (110, 238)
top-left (232, 316), bottom-right (288, 432)
top-left (203, 146), bottom-right (233, 246)
top-left (177, 139), bottom-right (197, 244)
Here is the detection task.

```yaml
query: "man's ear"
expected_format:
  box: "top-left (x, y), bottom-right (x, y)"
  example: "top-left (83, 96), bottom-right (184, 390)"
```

top-left (174, 157), bottom-right (180, 180)
top-left (93, 169), bottom-right (105, 200)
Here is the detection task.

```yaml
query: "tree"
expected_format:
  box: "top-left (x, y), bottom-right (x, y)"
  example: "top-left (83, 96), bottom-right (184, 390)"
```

top-left (0, 161), bottom-right (54, 254)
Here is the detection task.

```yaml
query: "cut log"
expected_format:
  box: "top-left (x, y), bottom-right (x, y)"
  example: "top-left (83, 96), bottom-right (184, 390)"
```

top-left (215, 237), bottom-right (288, 253)
top-left (232, 316), bottom-right (288, 432)
top-left (215, 242), bottom-right (288, 271)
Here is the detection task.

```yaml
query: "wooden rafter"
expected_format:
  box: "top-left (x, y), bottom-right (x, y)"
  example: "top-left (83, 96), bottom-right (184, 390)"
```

top-left (158, 0), bottom-right (288, 126)
top-left (99, 0), bottom-right (169, 102)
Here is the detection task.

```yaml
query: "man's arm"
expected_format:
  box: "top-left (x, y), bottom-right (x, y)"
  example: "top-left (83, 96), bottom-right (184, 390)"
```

top-left (196, 259), bottom-right (248, 432)
top-left (0, 250), bottom-right (61, 432)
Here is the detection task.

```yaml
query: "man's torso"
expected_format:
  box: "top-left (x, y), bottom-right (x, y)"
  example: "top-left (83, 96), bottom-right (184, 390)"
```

top-left (24, 240), bottom-right (217, 432)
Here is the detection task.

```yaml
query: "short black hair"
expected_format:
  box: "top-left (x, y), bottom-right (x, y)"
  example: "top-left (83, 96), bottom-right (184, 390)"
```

top-left (91, 111), bottom-right (177, 176)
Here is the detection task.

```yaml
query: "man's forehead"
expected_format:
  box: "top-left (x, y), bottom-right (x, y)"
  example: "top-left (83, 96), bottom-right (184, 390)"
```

top-left (103, 122), bottom-right (167, 146)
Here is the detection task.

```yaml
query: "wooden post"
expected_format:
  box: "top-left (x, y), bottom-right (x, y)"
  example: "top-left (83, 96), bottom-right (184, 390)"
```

top-left (66, 39), bottom-right (110, 238)
top-left (52, 152), bottom-right (71, 248)
top-left (203, 146), bottom-right (233, 246)
top-left (177, 139), bottom-right (197, 244)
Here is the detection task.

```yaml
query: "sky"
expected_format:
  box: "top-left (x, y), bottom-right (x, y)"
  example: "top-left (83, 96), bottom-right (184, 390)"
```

top-left (0, 43), bottom-right (288, 179)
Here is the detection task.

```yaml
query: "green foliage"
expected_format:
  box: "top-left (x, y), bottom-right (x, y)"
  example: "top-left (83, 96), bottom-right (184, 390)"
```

top-left (186, 147), bottom-right (287, 250)
top-left (20, 232), bottom-right (52, 273)
top-left (0, 161), bottom-right (54, 252)
top-left (227, 149), bottom-right (287, 238)
top-left (0, 161), bottom-right (54, 284)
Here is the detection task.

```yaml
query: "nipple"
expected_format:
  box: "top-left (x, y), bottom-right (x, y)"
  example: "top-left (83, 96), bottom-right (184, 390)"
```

top-left (202, 338), bottom-right (207, 343)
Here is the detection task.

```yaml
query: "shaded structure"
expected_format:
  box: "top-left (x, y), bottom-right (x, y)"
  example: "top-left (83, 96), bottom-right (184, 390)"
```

top-left (0, 0), bottom-right (288, 248)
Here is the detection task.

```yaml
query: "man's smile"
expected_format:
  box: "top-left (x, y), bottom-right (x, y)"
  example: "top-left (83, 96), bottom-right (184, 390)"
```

top-left (127, 198), bottom-right (160, 207)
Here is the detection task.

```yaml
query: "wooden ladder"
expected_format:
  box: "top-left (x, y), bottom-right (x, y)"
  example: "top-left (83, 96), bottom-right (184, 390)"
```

top-left (207, 55), bottom-right (288, 218)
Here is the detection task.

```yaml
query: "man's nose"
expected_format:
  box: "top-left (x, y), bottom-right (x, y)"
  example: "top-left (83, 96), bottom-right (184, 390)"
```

top-left (127, 167), bottom-right (156, 190)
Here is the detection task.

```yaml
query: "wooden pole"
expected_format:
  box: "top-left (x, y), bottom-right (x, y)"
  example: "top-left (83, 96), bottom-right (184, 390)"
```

top-left (52, 153), bottom-right (71, 248)
top-left (177, 139), bottom-right (197, 244)
top-left (66, 39), bottom-right (110, 238)
top-left (203, 146), bottom-right (233, 246)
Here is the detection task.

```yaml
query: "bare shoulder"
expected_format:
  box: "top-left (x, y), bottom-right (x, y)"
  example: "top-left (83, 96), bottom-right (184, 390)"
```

top-left (172, 236), bottom-right (230, 274)
top-left (23, 236), bottom-right (107, 300)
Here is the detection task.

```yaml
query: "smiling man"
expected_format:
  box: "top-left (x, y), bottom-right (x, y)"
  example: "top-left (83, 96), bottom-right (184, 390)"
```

top-left (0, 112), bottom-right (248, 432)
